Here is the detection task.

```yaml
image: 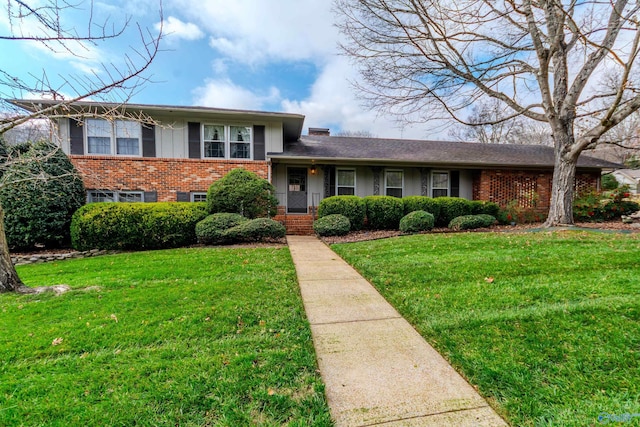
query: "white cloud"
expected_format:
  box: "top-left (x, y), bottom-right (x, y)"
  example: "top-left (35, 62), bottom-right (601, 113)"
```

top-left (192, 78), bottom-right (281, 110)
top-left (156, 16), bottom-right (204, 42)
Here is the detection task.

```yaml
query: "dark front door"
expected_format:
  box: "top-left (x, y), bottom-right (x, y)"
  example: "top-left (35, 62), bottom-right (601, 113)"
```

top-left (287, 168), bottom-right (308, 213)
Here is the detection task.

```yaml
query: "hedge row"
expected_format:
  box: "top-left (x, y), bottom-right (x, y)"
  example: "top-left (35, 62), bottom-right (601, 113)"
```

top-left (70, 202), bottom-right (208, 251)
top-left (196, 213), bottom-right (285, 244)
top-left (318, 195), bottom-right (499, 230)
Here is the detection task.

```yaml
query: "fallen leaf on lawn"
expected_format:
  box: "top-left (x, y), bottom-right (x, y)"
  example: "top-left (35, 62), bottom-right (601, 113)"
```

top-left (52, 337), bottom-right (63, 346)
top-left (110, 314), bottom-right (118, 323)
top-left (484, 277), bottom-right (495, 283)
top-left (268, 388), bottom-right (276, 396)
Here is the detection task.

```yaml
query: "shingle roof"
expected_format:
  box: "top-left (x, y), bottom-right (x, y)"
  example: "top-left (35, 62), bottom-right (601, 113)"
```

top-left (268, 135), bottom-right (620, 169)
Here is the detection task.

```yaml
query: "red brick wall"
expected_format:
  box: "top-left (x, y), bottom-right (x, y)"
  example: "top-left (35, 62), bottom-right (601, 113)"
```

top-left (473, 169), bottom-right (600, 211)
top-left (70, 155), bottom-right (269, 202)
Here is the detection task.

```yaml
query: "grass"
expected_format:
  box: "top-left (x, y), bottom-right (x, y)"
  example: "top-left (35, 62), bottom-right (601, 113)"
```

top-left (0, 247), bottom-right (332, 426)
top-left (332, 231), bottom-right (640, 427)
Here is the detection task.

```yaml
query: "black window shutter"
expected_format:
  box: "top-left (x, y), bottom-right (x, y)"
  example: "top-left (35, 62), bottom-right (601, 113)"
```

top-left (69, 119), bottom-right (84, 155)
top-left (329, 167), bottom-right (336, 197)
top-left (253, 125), bottom-right (266, 160)
top-left (144, 191), bottom-right (157, 202)
top-left (451, 171), bottom-right (460, 197)
top-left (142, 124), bottom-right (156, 157)
top-left (176, 192), bottom-right (190, 202)
top-left (188, 122), bottom-right (201, 159)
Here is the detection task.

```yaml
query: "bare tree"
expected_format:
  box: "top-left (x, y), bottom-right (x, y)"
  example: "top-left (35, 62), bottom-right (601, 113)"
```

top-left (0, 0), bottom-right (162, 293)
top-left (335, 0), bottom-right (640, 226)
top-left (335, 129), bottom-right (377, 137)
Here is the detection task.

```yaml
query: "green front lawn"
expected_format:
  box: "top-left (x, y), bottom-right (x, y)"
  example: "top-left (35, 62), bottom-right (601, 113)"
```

top-left (0, 248), bottom-right (332, 426)
top-left (332, 231), bottom-right (640, 427)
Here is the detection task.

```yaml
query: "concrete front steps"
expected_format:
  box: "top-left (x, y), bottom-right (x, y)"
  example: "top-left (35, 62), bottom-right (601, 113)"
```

top-left (274, 213), bottom-right (316, 235)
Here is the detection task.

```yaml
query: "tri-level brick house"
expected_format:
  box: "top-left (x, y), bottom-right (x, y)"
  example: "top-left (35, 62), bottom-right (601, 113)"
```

top-left (10, 99), bottom-right (618, 234)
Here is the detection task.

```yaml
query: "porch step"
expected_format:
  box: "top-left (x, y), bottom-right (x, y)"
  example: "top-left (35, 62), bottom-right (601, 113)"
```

top-left (274, 214), bottom-right (316, 236)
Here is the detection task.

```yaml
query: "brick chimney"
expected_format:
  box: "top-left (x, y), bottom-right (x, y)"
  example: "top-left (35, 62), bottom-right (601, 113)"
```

top-left (309, 127), bottom-right (330, 136)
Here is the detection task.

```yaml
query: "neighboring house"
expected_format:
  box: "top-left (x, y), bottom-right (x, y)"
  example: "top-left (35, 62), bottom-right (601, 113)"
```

top-left (9, 99), bottom-right (620, 234)
top-left (610, 169), bottom-right (640, 195)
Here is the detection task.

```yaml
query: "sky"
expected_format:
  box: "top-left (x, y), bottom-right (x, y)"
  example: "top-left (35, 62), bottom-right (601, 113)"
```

top-left (0, 0), bottom-right (446, 139)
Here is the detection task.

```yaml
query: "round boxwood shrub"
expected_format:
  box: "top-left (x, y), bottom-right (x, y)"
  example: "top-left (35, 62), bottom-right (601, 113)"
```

top-left (317, 195), bottom-right (365, 230)
top-left (448, 214), bottom-right (496, 231)
top-left (435, 197), bottom-right (474, 226)
top-left (399, 210), bottom-right (435, 234)
top-left (0, 140), bottom-right (85, 250)
top-left (71, 202), bottom-right (207, 251)
top-left (206, 169), bottom-right (278, 218)
top-left (313, 214), bottom-right (351, 236)
top-left (403, 196), bottom-right (441, 219)
top-left (196, 213), bottom-right (248, 245)
top-left (224, 218), bottom-right (285, 243)
top-left (364, 195), bottom-right (404, 230)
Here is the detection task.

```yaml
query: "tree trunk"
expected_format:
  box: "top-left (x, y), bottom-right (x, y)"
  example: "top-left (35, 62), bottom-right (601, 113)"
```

top-left (545, 153), bottom-right (577, 226)
top-left (0, 205), bottom-right (31, 293)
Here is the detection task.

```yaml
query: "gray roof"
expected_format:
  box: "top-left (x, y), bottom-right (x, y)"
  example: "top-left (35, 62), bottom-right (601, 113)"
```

top-left (269, 135), bottom-right (620, 169)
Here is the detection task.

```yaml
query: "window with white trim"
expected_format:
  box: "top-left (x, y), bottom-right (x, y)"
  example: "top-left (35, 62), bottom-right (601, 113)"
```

top-left (86, 119), bottom-right (141, 156)
top-left (337, 169), bottom-right (356, 195)
top-left (87, 190), bottom-right (144, 203)
top-left (203, 124), bottom-right (252, 159)
top-left (431, 171), bottom-right (449, 197)
top-left (191, 192), bottom-right (207, 202)
top-left (385, 170), bottom-right (403, 198)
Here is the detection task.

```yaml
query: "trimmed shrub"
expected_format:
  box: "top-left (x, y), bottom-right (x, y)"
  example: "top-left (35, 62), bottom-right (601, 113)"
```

top-left (71, 202), bottom-right (207, 251)
top-left (601, 174), bottom-right (619, 191)
top-left (196, 213), bottom-right (248, 244)
top-left (318, 196), bottom-right (366, 230)
top-left (364, 195), bottom-right (404, 229)
top-left (435, 197), bottom-right (474, 226)
top-left (399, 210), bottom-right (435, 234)
top-left (313, 214), bottom-right (351, 236)
top-left (470, 200), bottom-right (500, 217)
top-left (206, 169), bottom-right (278, 218)
top-left (403, 196), bottom-right (441, 219)
top-left (448, 214), bottom-right (496, 231)
top-left (573, 187), bottom-right (639, 222)
top-left (224, 218), bottom-right (285, 243)
top-left (0, 140), bottom-right (85, 250)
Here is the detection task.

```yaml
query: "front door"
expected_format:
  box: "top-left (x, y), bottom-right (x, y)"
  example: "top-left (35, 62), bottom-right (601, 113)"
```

top-left (287, 168), bottom-right (308, 213)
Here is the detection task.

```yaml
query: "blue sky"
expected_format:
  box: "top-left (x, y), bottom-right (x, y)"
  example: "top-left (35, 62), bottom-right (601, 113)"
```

top-left (0, 0), bottom-right (444, 139)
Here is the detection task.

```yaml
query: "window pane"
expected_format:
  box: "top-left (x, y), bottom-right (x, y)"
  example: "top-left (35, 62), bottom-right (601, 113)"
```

top-left (204, 125), bottom-right (224, 141)
top-left (115, 120), bottom-right (139, 138)
top-left (118, 192), bottom-right (142, 202)
top-left (191, 193), bottom-right (207, 202)
top-left (230, 142), bottom-right (250, 159)
top-left (88, 137), bottom-right (111, 154)
top-left (230, 126), bottom-right (251, 142)
top-left (433, 189), bottom-right (448, 198)
top-left (432, 172), bottom-right (449, 188)
top-left (337, 187), bottom-right (355, 196)
top-left (117, 138), bottom-right (140, 155)
top-left (386, 171), bottom-right (403, 188)
top-left (89, 191), bottom-right (115, 202)
top-left (205, 141), bottom-right (225, 158)
top-left (337, 170), bottom-right (355, 186)
top-left (386, 188), bottom-right (403, 198)
top-left (86, 119), bottom-right (111, 137)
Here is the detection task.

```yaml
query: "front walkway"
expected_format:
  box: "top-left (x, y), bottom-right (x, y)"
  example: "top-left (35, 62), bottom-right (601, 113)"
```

top-left (287, 236), bottom-right (508, 427)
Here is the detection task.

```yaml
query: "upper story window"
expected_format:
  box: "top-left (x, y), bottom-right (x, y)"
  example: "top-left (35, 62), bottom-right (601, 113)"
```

top-left (87, 190), bottom-right (144, 203)
top-left (337, 169), bottom-right (356, 195)
top-left (432, 171), bottom-right (449, 197)
top-left (385, 170), bottom-right (403, 198)
top-left (203, 124), bottom-right (252, 159)
top-left (86, 119), bottom-right (141, 156)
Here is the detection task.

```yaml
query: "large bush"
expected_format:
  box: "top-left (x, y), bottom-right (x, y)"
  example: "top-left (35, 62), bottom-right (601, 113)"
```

top-left (313, 214), bottom-right (351, 236)
top-left (435, 197), bottom-right (474, 226)
top-left (364, 195), bottom-right (404, 229)
top-left (601, 174), bottom-right (619, 191)
top-left (0, 140), bottom-right (85, 250)
top-left (403, 196), bottom-right (441, 219)
top-left (470, 200), bottom-right (501, 217)
top-left (573, 187), bottom-right (639, 222)
top-left (195, 213), bottom-right (248, 244)
top-left (206, 169), bottom-right (278, 218)
top-left (399, 210), bottom-right (435, 234)
top-left (71, 202), bottom-right (207, 251)
top-left (448, 214), bottom-right (496, 231)
top-left (224, 218), bottom-right (286, 243)
top-left (317, 195), bottom-right (365, 230)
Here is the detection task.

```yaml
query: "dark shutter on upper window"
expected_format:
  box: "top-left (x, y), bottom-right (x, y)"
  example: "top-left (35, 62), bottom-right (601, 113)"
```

top-left (329, 167), bottom-right (336, 197)
top-left (144, 191), bottom-right (158, 202)
top-left (450, 171), bottom-right (460, 197)
top-left (253, 125), bottom-right (266, 160)
top-left (69, 119), bottom-right (84, 155)
top-left (142, 124), bottom-right (156, 157)
top-left (188, 122), bottom-right (201, 159)
top-left (176, 192), bottom-right (190, 202)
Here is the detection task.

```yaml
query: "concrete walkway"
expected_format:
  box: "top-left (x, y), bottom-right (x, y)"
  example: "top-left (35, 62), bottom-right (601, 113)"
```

top-left (287, 236), bottom-right (508, 427)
